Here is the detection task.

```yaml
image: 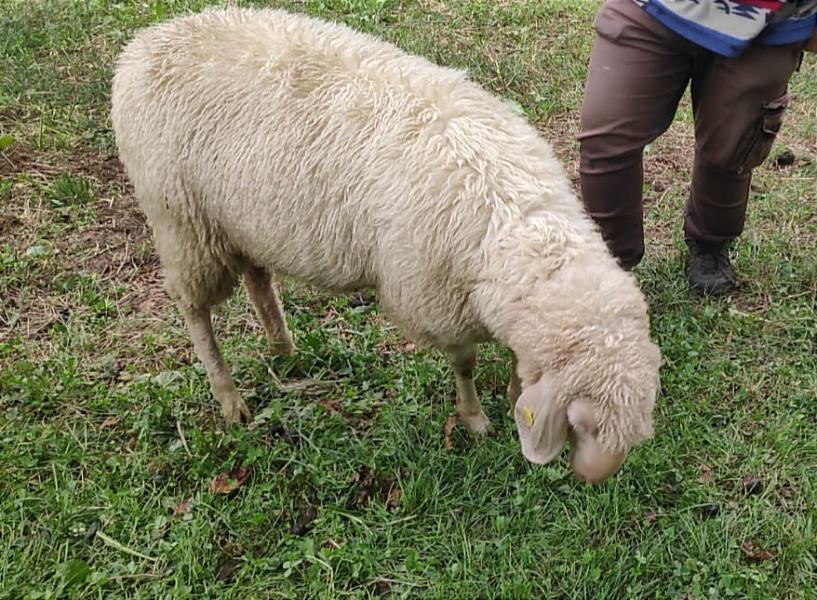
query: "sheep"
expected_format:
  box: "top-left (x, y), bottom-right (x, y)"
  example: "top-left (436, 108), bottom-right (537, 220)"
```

top-left (111, 7), bottom-right (662, 484)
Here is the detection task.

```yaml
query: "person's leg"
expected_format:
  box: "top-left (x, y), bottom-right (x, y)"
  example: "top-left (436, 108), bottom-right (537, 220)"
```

top-left (579, 0), bottom-right (695, 269)
top-left (686, 42), bottom-right (804, 294)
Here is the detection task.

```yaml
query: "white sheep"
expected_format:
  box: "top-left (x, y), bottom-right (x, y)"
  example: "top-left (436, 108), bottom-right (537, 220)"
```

top-left (111, 7), bottom-right (662, 483)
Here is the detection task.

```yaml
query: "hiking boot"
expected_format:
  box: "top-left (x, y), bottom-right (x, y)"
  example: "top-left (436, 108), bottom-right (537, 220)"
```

top-left (685, 239), bottom-right (736, 297)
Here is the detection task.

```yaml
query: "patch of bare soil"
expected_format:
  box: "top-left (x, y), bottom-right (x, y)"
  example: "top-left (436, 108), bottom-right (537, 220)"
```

top-left (0, 143), bottom-right (35, 179)
top-left (0, 144), bottom-right (169, 347)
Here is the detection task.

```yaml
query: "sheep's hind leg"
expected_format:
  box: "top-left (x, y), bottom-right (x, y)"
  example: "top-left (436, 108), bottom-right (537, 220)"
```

top-left (446, 345), bottom-right (495, 436)
top-left (181, 305), bottom-right (250, 424)
top-left (243, 266), bottom-right (294, 355)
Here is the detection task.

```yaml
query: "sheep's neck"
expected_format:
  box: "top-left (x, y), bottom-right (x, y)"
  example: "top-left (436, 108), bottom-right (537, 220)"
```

top-left (474, 251), bottom-right (637, 385)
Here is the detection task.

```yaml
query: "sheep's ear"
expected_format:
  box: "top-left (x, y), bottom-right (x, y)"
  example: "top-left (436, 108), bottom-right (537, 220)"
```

top-left (513, 377), bottom-right (568, 465)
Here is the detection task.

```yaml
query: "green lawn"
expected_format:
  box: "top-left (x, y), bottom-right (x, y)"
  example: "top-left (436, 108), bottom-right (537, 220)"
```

top-left (2, 0), bottom-right (816, 598)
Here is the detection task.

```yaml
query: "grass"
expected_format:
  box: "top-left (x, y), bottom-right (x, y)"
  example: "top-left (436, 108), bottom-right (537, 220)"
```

top-left (1, 0), bottom-right (816, 597)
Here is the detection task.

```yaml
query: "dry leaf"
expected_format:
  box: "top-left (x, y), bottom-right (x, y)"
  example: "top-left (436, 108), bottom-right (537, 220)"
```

top-left (385, 485), bottom-right (402, 510)
top-left (740, 539), bottom-right (775, 562)
top-left (319, 399), bottom-right (343, 414)
top-left (172, 499), bottom-right (192, 517)
top-left (372, 579), bottom-right (391, 596)
top-left (209, 465), bottom-right (252, 495)
top-left (444, 415), bottom-right (458, 450)
top-left (101, 416), bottom-right (121, 428)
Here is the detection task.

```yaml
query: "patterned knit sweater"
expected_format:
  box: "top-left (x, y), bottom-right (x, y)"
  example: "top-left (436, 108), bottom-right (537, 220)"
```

top-left (633, 0), bottom-right (817, 56)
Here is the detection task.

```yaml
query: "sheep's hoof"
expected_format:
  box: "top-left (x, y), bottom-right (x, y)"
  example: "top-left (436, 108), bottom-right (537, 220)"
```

top-left (269, 339), bottom-right (296, 356)
top-left (221, 394), bottom-right (252, 425)
top-left (461, 412), bottom-right (496, 436)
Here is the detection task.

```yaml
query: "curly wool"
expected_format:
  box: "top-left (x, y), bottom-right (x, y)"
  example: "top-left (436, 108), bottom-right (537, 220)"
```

top-left (111, 7), bottom-right (661, 454)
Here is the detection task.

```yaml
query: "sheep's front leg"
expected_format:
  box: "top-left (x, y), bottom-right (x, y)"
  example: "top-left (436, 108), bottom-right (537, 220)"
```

top-left (506, 350), bottom-right (522, 415)
top-left (243, 266), bottom-right (295, 355)
top-left (182, 305), bottom-right (251, 424)
top-left (446, 345), bottom-right (495, 436)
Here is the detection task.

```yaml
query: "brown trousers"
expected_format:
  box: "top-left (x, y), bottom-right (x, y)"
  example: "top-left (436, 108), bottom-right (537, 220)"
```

top-left (578, 0), bottom-right (804, 268)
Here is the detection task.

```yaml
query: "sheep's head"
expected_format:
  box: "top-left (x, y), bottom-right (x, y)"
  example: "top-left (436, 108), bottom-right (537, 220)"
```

top-left (512, 336), bottom-right (661, 484)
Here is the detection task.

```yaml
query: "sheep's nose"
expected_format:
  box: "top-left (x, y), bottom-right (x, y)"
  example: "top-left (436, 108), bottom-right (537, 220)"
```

top-left (570, 449), bottom-right (626, 485)
top-left (572, 465), bottom-right (612, 485)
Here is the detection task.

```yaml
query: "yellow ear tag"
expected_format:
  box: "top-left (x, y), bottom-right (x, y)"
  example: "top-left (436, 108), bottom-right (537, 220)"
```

top-left (522, 406), bottom-right (535, 427)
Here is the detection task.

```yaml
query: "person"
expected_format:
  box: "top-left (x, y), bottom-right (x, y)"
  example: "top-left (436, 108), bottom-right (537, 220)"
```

top-left (578, 0), bottom-right (817, 295)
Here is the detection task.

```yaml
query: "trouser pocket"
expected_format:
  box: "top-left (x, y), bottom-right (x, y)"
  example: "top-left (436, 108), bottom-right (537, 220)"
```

top-left (734, 92), bottom-right (789, 173)
top-left (594, 2), bottom-right (628, 42)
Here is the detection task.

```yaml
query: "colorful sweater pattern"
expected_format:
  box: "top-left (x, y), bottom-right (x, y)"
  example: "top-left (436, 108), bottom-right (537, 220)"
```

top-left (633, 0), bottom-right (817, 56)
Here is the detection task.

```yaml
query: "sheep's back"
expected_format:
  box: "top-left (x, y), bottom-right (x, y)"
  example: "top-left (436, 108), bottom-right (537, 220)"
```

top-left (112, 8), bottom-right (598, 341)
top-left (114, 10), bottom-right (487, 286)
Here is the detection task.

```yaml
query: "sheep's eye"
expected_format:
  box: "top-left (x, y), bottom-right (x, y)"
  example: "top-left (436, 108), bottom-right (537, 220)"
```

top-left (567, 400), bottom-right (599, 436)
